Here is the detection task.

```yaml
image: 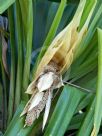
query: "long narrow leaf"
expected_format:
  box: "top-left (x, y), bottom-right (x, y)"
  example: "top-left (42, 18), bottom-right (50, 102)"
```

top-left (14, 0), bottom-right (23, 111)
top-left (0, 0), bottom-right (15, 14)
top-left (7, 5), bottom-right (16, 124)
top-left (19, 0), bottom-right (33, 100)
top-left (44, 85), bottom-right (85, 136)
top-left (91, 28), bottom-right (102, 136)
top-left (77, 98), bottom-right (95, 136)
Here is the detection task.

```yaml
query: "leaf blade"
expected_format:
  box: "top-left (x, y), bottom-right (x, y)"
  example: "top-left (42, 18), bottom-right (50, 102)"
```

top-left (44, 85), bottom-right (85, 136)
top-left (91, 28), bottom-right (102, 136)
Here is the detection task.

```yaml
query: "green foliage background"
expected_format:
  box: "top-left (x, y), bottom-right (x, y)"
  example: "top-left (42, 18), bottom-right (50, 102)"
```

top-left (0, 0), bottom-right (102, 136)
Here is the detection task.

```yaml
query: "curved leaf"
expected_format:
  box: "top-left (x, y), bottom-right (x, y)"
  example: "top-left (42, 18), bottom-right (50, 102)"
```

top-left (0, 0), bottom-right (15, 14)
top-left (91, 28), bottom-right (102, 136)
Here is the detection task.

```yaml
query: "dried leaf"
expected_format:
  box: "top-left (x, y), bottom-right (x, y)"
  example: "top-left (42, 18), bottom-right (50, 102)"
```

top-left (54, 75), bottom-right (64, 88)
top-left (20, 90), bottom-right (37, 116)
top-left (37, 72), bottom-right (54, 92)
top-left (28, 92), bottom-right (44, 111)
top-left (25, 80), bottom-right (36, 94)
top-left (43, 90), bottom-right (52, 130)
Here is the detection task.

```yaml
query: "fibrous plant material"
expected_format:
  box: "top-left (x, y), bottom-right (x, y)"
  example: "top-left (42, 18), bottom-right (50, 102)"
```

top-left (21, 61), bottom-right (63, 129)
top-left (21, 0), bottom-right (97, 129)
top-left (25, 91), bottom-right (49, 127)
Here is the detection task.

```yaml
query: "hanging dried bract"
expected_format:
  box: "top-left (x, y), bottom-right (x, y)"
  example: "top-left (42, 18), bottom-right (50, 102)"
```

top-left (20, 0), bottom-right (96, 129)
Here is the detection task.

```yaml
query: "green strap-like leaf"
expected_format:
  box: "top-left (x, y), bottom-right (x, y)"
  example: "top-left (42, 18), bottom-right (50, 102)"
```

top-left (4, 102), bottom-right (25, 136)
top-left (77, 98), bottom-right (95, 136)
top-left (48, 0), bottom-right (79, 4)
top-left (0, 0), bottom-right (15, 14)
top-left (78, 0), bottom-right (97, 31)
top-left (19, 0), bottom-right (33, 100)
top-left (14, 0), bottom-right (23, 111)
top-left (7, 5), bottom-right (16, 124)
top-left (91, 28), bottom-right (102, 136)
top-left (44, 85), bottom-right (85, 136)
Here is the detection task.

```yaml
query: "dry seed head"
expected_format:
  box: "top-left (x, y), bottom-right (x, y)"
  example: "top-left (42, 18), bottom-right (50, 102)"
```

top-left (21, 61), bottom-right (62, 119)
top-left (24, 61), bottom-right (63, 127)
top-left (25, 91), bottom-right (49, 126)
top-left (43, 60), bottom-right (60, 74)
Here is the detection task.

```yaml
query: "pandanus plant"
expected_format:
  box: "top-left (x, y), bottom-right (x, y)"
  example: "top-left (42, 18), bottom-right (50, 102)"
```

top-left (0, 0), bottom-right (102, 136)
top-left (21, 0), bottom-right (96, 129)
